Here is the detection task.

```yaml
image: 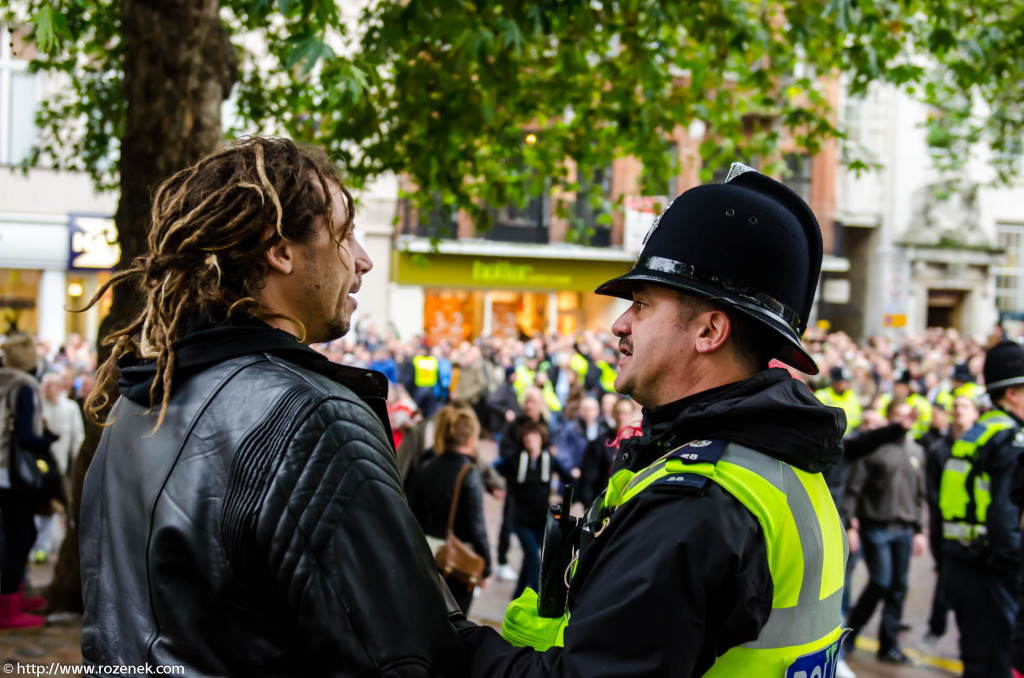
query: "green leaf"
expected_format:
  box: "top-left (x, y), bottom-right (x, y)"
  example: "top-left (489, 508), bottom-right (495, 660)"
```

top-left (30, 6), bottom-right (63, 53)
top-left (285, 35), bottom-right (335, 76)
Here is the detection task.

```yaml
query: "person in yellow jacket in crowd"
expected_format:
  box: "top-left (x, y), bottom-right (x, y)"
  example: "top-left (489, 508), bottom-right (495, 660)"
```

top-left (935, 363), bottom-right (983, 414)
top-left (877, 370), bottom-right (932, 440)
top-left (448, 164), bottom-right (848, 677)
top-left (816, 366), bottom-right (863, 436)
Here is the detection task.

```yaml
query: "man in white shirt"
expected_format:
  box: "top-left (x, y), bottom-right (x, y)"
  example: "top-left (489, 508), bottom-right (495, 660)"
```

top-left (32, 372), bottom-right (85, 562)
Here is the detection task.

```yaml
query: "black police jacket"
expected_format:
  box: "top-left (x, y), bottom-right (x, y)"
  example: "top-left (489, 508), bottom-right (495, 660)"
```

top-left (80, 320), bottom-right (464, 677)
top-left (459, 368), bottom-right (845, 678)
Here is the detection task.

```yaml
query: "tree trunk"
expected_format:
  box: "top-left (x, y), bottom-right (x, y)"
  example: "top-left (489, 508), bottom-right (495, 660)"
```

top-left (46, 0), bottom-right (237, 612)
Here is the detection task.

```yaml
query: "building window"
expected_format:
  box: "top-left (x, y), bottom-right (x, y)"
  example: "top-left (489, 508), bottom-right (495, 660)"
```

top-left (996, 223), bottom-right (1024, 313)
top-left (572, 165), bottom-right (612, 246)
top-left (487, 181), bottom-right (549, 244)
top-left (0, 24), bottom-right (39, 165)
top-left (783, 154), bottom-right (812, 204)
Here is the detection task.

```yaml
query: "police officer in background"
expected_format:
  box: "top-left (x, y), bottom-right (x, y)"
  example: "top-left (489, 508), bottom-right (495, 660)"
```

top-left (453, 164), bottom-right (848, 677)
top-left (816, 366), bottom-right (863, 435)
top-left (940, 340), bottom-right (1024, 678)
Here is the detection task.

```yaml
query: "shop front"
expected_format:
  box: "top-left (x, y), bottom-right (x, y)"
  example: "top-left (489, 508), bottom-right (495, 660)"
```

top-left (390, 240), bottom-right (634, 344)
top-left (0, 213), bottom-right (116, 349)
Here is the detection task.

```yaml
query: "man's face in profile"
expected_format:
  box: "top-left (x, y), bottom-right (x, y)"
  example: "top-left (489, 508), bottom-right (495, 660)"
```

top-left (292, 182), bottom-right (373, 344)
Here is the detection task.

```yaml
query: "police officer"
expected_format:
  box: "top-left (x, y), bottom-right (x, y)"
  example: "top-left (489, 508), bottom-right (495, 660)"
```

top-left (453, 164), bottom-right (848, 677)
top-left (877, 371), bottom-right (933, 440)
top-left (936, 363), bottom-right (983, 413)
top-left (939, 340), bottom-right (1024, 678)
top-left (816, 366), bottom-right (863, 435)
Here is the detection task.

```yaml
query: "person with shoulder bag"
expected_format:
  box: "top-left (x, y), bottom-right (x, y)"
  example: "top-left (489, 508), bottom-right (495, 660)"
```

top-left (406, 403), bottom-right (490, 613)
top-left (0, 334), bottom-right (58, 630)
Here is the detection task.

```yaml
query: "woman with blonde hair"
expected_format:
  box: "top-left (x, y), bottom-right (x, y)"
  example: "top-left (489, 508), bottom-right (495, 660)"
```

top-left (405, 403), bottom-right (491, 613)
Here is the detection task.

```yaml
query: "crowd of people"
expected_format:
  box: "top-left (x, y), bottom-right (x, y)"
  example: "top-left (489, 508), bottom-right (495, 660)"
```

top-left (4, 316), bottom-right (1024, 667)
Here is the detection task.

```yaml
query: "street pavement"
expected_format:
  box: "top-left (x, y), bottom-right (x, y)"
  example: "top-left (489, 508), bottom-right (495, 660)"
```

top-left (0, 439), bottom-right (968, 676)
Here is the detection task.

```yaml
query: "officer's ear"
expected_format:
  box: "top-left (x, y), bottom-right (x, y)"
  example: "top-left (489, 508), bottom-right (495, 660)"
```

top-left (693, 309), bottom-right (731, 356)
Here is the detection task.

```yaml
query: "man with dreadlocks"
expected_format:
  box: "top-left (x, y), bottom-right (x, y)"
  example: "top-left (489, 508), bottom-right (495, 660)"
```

top-left (78, 137), bottom-right (465, 675)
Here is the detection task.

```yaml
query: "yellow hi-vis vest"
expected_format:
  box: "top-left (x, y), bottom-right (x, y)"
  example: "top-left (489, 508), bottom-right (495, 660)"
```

top-left (513, 365), bottom-right (535, 400)
top-left (597, 361), bottom-right (617, 393)
top-left (814, 387), bottom-right (862, 435)
top-left (569, 353), bottom-right (590, 382)
top-left (596, 440), bottom-right (848, 676)
top-left (876, 392), bottom-right (932, 440)
top-left (936, 382), bottom-right (983, 412)
top-left (412, 355), bottom-right (439, 388)
top-left (939, 410), bottom-right (1015, 543)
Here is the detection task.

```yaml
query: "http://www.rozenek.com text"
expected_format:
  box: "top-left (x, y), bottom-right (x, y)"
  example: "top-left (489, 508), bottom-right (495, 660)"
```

top-left (4, 665), bottom-right (185, 676)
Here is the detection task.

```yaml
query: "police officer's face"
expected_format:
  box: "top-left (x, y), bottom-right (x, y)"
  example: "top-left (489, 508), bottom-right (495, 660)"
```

top-left (610, 283), bottom-right (697, 409)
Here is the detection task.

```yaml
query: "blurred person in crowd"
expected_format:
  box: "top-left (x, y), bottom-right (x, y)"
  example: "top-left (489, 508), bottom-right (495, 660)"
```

top-left (0, 335), bottom-right (53, 629)
top-left (406, 404), bottom-right (491, 614)
top-left (935, 362), bottom-right (982, 413)
top-left (73, 372), bottom-right (95, 412)
top-left (494, 387), bottom-right (550, 581)
top-left (369, 347), bottom-right (398, 384)
top-left (77, 138), bottom-right (463, 674)
top-left (599, 391), bottom-right (620, 430)
top-left (485, 366), bottom-right (520, 447)
top-left (494, 418), bottom-right (572, 599)
top-left (558, 369), bottom-right (587, 424)
top-left (942, 341), bottom-right (1024, 678)
top-left (843, 400), bottom-right (927, 665)
top-left (387, 383), bottom-right (420, 459)
top-left (453, 344), bottom-right (490, 424)
top-left (554, 396), bottom-right (607, 482)
top-left (577, 397), bottom-right (639, 509)
top-left (815, 366), bottom-right (862, 435)
top-left (31, 372), bottom-right (85, 564)
top-left (876, 370), bottom-right (932, 440)
top-left (922, 394), bottom-right (979, 647)
top-left (410, 345), bottom-right (443, 418)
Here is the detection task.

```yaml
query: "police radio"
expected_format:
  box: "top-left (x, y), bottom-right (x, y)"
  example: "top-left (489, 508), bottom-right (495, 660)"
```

top-left (537, 484), bottom-right (582, 618)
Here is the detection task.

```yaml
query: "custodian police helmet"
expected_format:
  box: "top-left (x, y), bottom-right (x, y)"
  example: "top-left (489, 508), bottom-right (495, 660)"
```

top-left (596, 163), bottom-right (823, 374)
top-left (984, 340), bottom-right (1024, 393)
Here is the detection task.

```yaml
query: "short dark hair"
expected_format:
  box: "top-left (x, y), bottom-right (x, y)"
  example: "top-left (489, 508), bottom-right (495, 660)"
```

top-left (677, 293), bottom-right (779, 373)
top-left (517, 418), bottom-right (550, 447)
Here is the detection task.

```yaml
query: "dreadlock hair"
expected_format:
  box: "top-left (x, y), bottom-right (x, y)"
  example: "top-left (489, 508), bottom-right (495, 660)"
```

top-left (78, 136), bottom-right (355, 431)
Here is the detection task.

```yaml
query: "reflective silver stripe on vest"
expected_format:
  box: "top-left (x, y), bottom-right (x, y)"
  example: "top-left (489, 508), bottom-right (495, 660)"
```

top-left (945, 458), bottom-right (971, 473)
top-left (943, 521), bottom-right (988, 540)
top-left (721, 445), bottom-right (784, 492)
top-left (977, 480), bottom-right (990, 493)
top-left (782, 463), bottom-right (825, 607)
top-left (721, 445), bottom-right (839, 648)
top-left (742, 587), bottom-right (844, 650)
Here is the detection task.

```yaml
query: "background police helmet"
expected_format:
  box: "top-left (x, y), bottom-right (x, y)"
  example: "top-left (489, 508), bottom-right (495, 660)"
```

top-left (595, 162), bottom-right (823, 374)
top-left (830, 366), bottom-right (852, 383)
top-left (983, 340), bottom-right (1024, 393)
top-left (951, 362), bottom-right (973, 384)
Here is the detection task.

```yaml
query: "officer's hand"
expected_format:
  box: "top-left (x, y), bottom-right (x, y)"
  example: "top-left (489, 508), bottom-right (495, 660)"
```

top-left (506, 410), bottom-right (516, 422)
top-left (912, 533), bottom-right (928, 557)
top-left (847, 528), bottom-right (860, 554)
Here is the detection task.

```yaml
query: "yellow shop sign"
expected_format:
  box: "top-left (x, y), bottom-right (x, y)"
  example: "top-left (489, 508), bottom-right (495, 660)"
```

top-left (392, 251), bottom-right (630, 292)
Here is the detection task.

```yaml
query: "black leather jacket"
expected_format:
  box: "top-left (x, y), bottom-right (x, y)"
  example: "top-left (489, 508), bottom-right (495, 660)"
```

top-left (80, 321), bottom-right (464, 677)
